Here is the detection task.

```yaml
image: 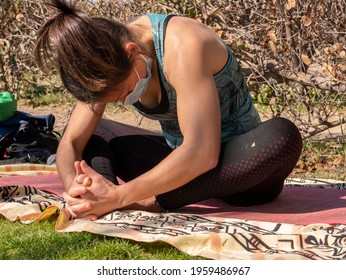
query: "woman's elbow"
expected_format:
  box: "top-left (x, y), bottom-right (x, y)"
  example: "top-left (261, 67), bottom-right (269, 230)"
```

top-left (196, 147), bottom-right (220, 173)
top-left (205, 153), bottom-right (219, 170)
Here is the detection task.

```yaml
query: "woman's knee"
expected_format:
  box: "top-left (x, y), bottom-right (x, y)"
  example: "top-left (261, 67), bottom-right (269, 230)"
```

top-left (260, 117), bottom-right (301, 142)
top-left (258, 117), bottom-right (303, 163)
top-left (221, 181), bottom-right (284, 206)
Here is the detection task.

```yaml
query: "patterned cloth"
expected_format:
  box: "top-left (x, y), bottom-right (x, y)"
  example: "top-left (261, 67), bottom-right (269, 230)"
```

top-left (0, 167), bottom-right (345, 260)
top-left (0, 163), bottom-right (57, 176)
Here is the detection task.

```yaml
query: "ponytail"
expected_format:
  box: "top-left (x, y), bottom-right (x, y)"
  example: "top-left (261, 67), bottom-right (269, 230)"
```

top-left (34, 0), bottom-right (133, 103)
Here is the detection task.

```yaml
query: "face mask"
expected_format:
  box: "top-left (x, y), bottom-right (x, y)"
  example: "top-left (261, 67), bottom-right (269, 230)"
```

top-left (123, 56), bottom-right (153, 106)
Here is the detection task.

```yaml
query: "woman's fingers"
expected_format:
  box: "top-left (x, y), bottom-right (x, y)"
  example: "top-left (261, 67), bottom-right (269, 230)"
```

top-left (63, 191), bottom-right (93, 216)
top-left (74, 161), bottom-right (92, 187)
top-left (81, 160), bottom-right (115, 186)
top-left (66, 184), bottom-right (88, 198)
top-left (76, 174), bottom-right (85, 184)
top-left (74, 161), bottom-right (83, 176)
top-left (65, 204), bottom-right (97, 221)
top-left (76, 174), bottom-right (92, 187)
top-left (65, 161), bottom-right (117, 220)
top-left (82, 176), bottom-right (92, 187)
top-left (67, 202), bottom-right (92, 213)
top-left (80, 160), bottom-right (99, 178)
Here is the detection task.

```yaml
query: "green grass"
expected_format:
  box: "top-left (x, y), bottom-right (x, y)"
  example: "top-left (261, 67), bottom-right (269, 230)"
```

top-left (26, 93), bottom-right (74, 108)
top-left (0, 217), bottom-right (203, 260)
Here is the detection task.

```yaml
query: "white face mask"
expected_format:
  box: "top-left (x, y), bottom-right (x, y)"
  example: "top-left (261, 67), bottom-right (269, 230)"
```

top-left (123, 56), bottom-right (153, 106)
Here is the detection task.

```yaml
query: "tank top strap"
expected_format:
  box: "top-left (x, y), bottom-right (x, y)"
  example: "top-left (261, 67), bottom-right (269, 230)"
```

top-left (146, 14), bottom-right (175, 84)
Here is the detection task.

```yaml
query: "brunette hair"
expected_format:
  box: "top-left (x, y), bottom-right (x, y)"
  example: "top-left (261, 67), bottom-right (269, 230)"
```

top-left (34, 0), bottom-right (134, 103)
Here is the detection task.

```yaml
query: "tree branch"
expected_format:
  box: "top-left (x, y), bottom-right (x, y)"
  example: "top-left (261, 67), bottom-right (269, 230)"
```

top-left (265, 59), bottom-right (346, 92)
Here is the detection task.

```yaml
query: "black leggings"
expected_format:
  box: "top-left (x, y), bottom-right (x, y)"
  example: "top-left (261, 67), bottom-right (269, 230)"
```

top-left (83, 117), bottom-right (302, 210)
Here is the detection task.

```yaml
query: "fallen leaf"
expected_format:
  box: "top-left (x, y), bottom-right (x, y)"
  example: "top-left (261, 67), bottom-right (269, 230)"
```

top-left (322, 63), bottom-right (334, 75)
top-left (16, 13), bottom-right (24, 21)
top-left (301, 54), bottom-right (311, 65)
top-left (267, 30), bottom-right (276, 42)
top-left (302, 16), bottom-right (312, 27)
top-left (333, 43), bottom-right (343, 52)
top-left (316, 5), bottom-right (324, 14)
top-left (285, 0), bottom-right (296, 11)
top-left (332, 155), bottom-right (345, 166)
top-left (293, 168), bottom-right (306, 174)
top-left (315, 163), bottom-right (325, 169)
top-left (269, 41), bottom-right (277, 55)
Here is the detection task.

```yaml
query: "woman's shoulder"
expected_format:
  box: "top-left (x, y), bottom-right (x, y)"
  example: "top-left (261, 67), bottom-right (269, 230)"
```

top-left (164, 16), bottom-right (224, 51)
top-left (163, 16), bottom-right (228, 76)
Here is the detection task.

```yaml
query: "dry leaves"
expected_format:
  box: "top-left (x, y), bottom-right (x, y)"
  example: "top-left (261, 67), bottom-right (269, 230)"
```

top-left (285, 0), bottom-right (296, 11)
top-left (301, 54), bottom-right (312, 65)
top-left (293, 144), bottom-right (345, 180)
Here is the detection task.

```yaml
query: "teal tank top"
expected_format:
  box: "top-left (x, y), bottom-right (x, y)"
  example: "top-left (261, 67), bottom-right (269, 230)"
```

top-left (134, 13), bottom-right (261, 149)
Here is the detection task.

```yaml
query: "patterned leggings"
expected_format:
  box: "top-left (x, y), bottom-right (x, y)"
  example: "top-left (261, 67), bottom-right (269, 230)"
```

top-left (83, 117), bottom-right (302, 210)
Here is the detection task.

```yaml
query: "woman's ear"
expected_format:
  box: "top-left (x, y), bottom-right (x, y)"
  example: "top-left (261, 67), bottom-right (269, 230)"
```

top-left (124, 42), bottom-right (140, 56)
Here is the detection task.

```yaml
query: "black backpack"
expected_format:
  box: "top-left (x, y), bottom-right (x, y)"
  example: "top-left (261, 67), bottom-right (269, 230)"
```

top-left (0, 111), bottom-right (60, 164)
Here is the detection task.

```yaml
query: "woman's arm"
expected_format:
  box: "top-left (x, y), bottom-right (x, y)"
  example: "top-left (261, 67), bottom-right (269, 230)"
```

top-left (119, 21), bottom-right (224, 204)
top-left (56, 101), bottom-right (105, 192)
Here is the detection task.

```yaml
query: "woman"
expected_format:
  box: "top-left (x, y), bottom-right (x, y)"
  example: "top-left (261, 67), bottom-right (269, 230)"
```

top-left (34, 0), bottom-right (302, 220)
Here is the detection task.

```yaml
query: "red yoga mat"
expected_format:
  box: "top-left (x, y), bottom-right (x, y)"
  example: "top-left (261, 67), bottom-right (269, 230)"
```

top-left (1, 174), bottom-right (345, 225)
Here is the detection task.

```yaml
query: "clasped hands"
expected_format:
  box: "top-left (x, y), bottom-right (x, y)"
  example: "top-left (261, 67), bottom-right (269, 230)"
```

top-left (63, 160), bottom-right (166, 221)
top-left (62, 160), bottom-right (119, 221)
